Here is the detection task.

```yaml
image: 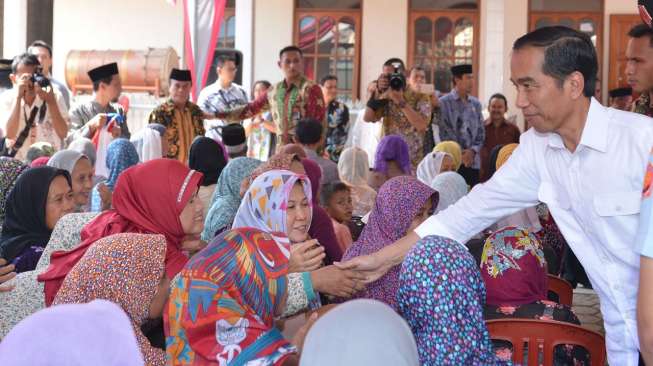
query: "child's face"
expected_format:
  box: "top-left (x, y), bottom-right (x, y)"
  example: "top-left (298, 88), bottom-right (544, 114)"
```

top-left (327, 189), bottom-right (353, 223)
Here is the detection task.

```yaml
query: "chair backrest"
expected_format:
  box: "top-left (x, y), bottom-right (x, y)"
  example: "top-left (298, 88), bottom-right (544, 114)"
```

top-left (486, 318), bottom-right (606, 366)
top-left (547, 274), bottom-right (573, 306)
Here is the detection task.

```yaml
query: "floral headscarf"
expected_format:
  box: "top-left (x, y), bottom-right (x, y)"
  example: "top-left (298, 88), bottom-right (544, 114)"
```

top-left (0, 157), bottom-right (28, 225)
top-left (342, 176), bottom-right (436, 307)
top-left (90, 138), bottom-right (140, 212)
top-left (481, 226), bottom-right (548, 306)
top-left (201, 157), bottom-right (262, 241)
top-left (165, 228), bottom-right (296, 366)
top-left (53, 233), bottom-right (167, 366)
top-left (398, 235), bottom-right (502, 365)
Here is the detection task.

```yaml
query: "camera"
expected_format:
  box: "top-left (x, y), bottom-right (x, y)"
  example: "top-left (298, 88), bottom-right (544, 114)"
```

top-left (388, 66), bottom-right (406, 91)
top-left (30, 72), bottom-right (50, 88)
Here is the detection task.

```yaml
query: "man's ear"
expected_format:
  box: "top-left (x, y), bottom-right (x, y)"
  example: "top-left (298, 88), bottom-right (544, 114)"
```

top-left (9, 73), bottom-right (16, 85)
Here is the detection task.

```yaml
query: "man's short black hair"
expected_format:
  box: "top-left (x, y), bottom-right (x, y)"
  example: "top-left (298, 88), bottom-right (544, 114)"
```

top-left (11, 53), bottom-right (40, 74)
top-left (320, 181), bottom-right (350, 206)
top-left (320, 75), bottom-right (337, 85)
top-left (628, 23), bottom-right (653, 47)
top-left (279, 46), bottom-right (303, 59)
top-left (28, 40), bottom-right (53, 57)
top-left (513, 26), bottom-right (598, 98)
top-left (92, 76), bottom-right (114, 92)
top-left (216, 55), bottom-right (237, 68)
top-left (383, 58), bottom-right (405, 72)
top-left (489, 93), bottom-right (508, 108)
top-left (295, 118), bottom-right (323, 145)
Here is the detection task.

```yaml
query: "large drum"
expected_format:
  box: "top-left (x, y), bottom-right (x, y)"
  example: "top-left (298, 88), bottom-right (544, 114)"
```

top-left (65, 47), bottom-right (179, 96)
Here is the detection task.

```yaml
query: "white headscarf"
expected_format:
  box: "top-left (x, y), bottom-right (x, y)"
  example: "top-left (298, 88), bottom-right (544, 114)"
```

top-left (338, 147), bottom-right (371, 187)
top-left (429, 171), bottom-right (468, 214)
top-left (47, 149), bottom-right (87, 174)
top-left (416, 151), bottom-right (451, 185)
top-left (130, 128), bottom-right (163, 163)
top-left (300, 299), bottom-right (419, 366)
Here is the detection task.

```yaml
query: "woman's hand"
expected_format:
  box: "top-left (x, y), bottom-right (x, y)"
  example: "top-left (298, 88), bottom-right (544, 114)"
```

top-left (98, 183), bottom-right (113, 211)
top-left (311, 265), bottom-right (366, 298)
top-left (334, 252), bottom-right (390, 284)
top-left (289, 240), bottom-right (325, 273)
top-left (0, 258), bottom-right (16, 292)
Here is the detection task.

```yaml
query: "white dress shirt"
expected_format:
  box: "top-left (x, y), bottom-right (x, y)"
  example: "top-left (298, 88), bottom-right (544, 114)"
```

top-left (415, 98), bottom-right (653, 366)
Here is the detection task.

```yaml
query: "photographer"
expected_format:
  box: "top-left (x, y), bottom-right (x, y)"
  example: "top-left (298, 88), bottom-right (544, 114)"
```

top-left (28, 40), bottom-right (71, 110)
top-left (0, 53), bottom-right (68, 161)
top-left (363, 58), bottom-right (431, 169)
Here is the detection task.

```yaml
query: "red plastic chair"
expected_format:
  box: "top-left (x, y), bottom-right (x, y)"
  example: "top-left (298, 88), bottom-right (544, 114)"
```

top-left (547, 274), bottom-right (574, 306)
top-left (486, 318), bottom-right (606, 366)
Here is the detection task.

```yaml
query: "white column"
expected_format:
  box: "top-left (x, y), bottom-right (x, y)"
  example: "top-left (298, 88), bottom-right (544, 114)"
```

top-left (3, 0), bottom-right (28, 58)
top-left (235, 0), bottom-right (254, 95)
top-left (253, 0), bottom-right (293, 83)
top-left (479, 0), bottom-right (505, 108)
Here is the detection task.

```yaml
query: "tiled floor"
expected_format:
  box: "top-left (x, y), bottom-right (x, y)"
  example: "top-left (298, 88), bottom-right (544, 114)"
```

top-left (572, 286), bottom-right (605, 335)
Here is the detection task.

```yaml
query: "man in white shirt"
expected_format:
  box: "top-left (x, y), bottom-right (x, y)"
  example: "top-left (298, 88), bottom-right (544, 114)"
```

top-left (197, 55), bottom-right (248, 140)
top-left (28, 40), bottom-right (71, 110)
top-left (0, 53), bottom-right (68, 161)
top-left (337, 26), bottom-right (653, 365)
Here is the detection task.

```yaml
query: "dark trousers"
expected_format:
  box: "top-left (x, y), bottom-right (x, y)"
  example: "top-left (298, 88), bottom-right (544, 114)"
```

top-left (458, 166), bottom-right (480, 187)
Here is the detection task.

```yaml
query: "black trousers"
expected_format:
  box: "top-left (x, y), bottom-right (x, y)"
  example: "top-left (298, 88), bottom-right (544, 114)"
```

top-left (458, 166), bottom-right (480, 187)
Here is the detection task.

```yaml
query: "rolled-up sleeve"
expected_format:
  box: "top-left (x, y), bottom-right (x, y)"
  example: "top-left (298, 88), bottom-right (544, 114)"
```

top-left (415, 133), bottom-right (541, 244)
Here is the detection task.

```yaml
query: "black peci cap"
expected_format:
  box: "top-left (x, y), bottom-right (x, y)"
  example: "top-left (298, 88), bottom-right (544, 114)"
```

top-left (170, 68), bottom-right (192, 82)
top-left (451, 64), bottom-right (473, 77)
top-left (87, 62), bottom-right (119, 82)
top-left (609, 87), bottom-right (633, 98)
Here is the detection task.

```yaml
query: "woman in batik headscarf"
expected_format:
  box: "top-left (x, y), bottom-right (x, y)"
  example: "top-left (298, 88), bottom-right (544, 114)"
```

top-left (397, 235), bottom-right (508, 365)
top-left (166, 228), bottom-right (302, 366)
top-left (89, 138), bottom-right (139, 212)
top-left (342, 176), bottom-right (436, 308)
top-left (201, 157), bottom-right (262, 241)
top-left (53, 233), bottom-right (168, 366)
top-left (480, 226), bottom-right (589, 365)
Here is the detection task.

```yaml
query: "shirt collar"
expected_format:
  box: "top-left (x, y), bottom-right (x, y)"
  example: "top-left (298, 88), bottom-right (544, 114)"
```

top-left (451, 89), bottom-right (461, 100)
top-left (547, 97), bottom-right (609, 153)
top-left (283, 76), bottom-right (306, 89)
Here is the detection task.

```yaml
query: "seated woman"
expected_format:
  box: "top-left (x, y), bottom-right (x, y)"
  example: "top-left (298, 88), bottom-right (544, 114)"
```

top-left (188, 137), bottom-right (228, 218)
top-left (89, 138), bottom-right (140, 212)
top-left (397, 235), bottom-right (509, 365)
top-left (429, 171), bottom-right (468, 213)
top-left (433, 140), bottom-right (462, 172)
top-left (68, 137), bottom-right (105, 193)
top-left (0, 167), bottom-right (75, 273)
top-left (201, 157), bottom-right (262, 241)
top-left (53, 233), bottom-right (169, 366)
top-left (166, 228), bottom-right (315, 366)
top-left (0, 158), bottom-right (28, 231)
top-left (130, 123), bottom-right (167, 163)
top-left (342, 176), bottom-right (436, 308)
top-left (232, 169), bottom-right (365, 317)
top-left (337, 147), bottom-right (377, 218)
top-left (47, 150), bottom-right (94, 212)
top-left (368, 135), bottom-right (412, 191)
top-left (416, 151), bottom-right (457, 186)
top-left (480, 226), bottom-right (589, 365)
top-left (38, 159), bottom-right (205, 306)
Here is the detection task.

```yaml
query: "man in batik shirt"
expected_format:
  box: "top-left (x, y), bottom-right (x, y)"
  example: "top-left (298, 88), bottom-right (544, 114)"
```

top-left (438, 64), bottom-right (485, 187)
top-left (626, 24), bottom-right (653, 118)
top-left (148, 69), bottom-right (205, 163)
top-left (321, 75), bottom-right (349, 162)
top-left (213, 46), bottom-right (326, 148)
top-left (363, 58), bottom-right (431, 170)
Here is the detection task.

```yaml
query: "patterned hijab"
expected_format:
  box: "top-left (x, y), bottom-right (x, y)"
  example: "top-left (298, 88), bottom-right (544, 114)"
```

top-left (374, 135), bottom-right (411, 175)
top-left (434, 140), bottom-right (462, 171)
top-left (416, 151), bottom-right (451, 185)
top-left (398, 236), bottom-right (501, 365)
top-left (429, 171), bottom-right (468, 214)
top-left (0, 158), bottom-right (28, 225)
top-left (166, 228), bottom-right (296, 366)
top-left (232, 170), bottom-right (312, 245)
top-left (53, 233), bottom-right (166, 366)
top-left (201, 157), bottom-right (262, 241)
top-left (481, 226), bottom-right (548, 307)
top-left (104, 138), bottom-right (140, 190)
top-left (342, 176), bottom-right (436, 307)
top-left (250, 153), bottom-right (301, 182)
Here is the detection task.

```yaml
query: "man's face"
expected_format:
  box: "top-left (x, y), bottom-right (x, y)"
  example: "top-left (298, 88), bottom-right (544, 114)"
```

top-left (217, 60), bottom-right (237, 84)
top-left (409, 69), bottom-right (426, 89)
top-left (10, 63), bottom-right (38, 99)
top-left (169, 79), bottom-right (192, 105)
top-left (29, 46), bottom-right (51, 75)
top-left (278, 51), bottom-right (303, 80)
top-left (321, 79), bottom-right (338, 102)
top-left (104, 74), bottom-right (122, 103)
top-left (626, 36), bottom-right (653, 93)
top-left (455, 74), bottom-right (474, 94)
top-left (489, 97), bottom-right (507, 122)
top-left (510, 46), bottom-right (575, 134)
top-left (612, 95), bottom-right (634, 111)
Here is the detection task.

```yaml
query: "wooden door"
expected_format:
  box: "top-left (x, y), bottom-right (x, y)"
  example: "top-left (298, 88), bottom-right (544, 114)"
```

top-left (608, 14), bottom-right (644, 91)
